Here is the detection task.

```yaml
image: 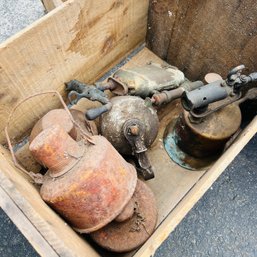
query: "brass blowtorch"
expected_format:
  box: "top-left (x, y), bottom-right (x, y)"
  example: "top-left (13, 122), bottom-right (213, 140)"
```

top-left (164, 65), bottom-right (257, 170)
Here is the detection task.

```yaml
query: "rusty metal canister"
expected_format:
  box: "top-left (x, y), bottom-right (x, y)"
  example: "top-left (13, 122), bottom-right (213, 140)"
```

top-left (90, 179), bottom-right (158, 252)
top-left (29, 125), bottom-right (137, 233)
top-left (30, 108), bottom-right (97, 143)
top-left (100, 96), bottom-right (159, 155)
top-left (174, 104), bottom-right (242, 158)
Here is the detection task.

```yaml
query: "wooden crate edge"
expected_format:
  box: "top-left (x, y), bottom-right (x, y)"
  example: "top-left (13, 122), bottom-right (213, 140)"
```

top-left (0, 183), bottom-right (59, 257)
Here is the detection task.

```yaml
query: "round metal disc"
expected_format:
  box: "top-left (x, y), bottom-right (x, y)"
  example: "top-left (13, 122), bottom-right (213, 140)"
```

top-left (204, 73), bottom-right (223, 83)
top-left (90, 179), bottom-right (157, 253)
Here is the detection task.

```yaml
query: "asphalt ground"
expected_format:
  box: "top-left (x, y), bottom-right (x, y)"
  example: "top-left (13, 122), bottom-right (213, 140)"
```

top-left (0, 1), bottom-right (256, 256)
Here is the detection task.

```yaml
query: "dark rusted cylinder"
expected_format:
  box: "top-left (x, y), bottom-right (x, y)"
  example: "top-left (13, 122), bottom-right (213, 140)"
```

top-left (174, 104), bottom-right (242, 158)
top-left (30, 109), bottom-right (97, 143)
top-left (29, 125), bottom-right (137, 233)
top-left (90, 179), bottom-right (158, 253)
top-left (100, 96), bottom-right (159, 155)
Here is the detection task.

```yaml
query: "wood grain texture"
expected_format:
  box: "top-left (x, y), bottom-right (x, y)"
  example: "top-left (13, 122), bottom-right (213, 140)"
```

top-left (0, 186), bottom-right (59, 257)
top-left (0, 0), bottom-right (149, 144)
top-left (147, 0), bottom-right (257, 80)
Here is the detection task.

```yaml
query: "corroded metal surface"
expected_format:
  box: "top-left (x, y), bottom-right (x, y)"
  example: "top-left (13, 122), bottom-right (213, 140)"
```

top-left (29, 126), bottom-right (137, 233)
top-left (176, 104), bottom-right (242, 158)
top-left (30, 109), bottom-right (97, 143)
top-left (69, 109), bottom-right (98, 138)
top-left (30, 109), bottom-right (76, 143)
top-left (108, 62), bottom-right (185, 97)
top-left (90, 179), bottom-right (157, 253)
top-left (115, 198), bottom-right (135, 222)
top-left (164, 116), bottom-right (217, 170)
top-left (164, 104), bottom-right (242, 170)
top-left (100, 96), bottom-right (159, 155)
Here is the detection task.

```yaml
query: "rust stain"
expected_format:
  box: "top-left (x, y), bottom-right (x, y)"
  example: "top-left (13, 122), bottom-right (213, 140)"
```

top-left (67, 9), bottom-right (103, 54)
top-left (0, 93), bottom-right (5, 100)
top-left (101, 35), bottom-right (116, 54)
top-left (67, 1), bottom-right (125, 55)
top-left (123, 6), bottom-right (128, 15)
top-left (10, 96), bottom-right (18, 104)
top-left (110, 0), bottom-right (123, 10)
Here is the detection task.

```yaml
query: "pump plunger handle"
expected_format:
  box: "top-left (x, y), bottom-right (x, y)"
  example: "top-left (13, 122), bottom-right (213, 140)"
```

top-left (65, 80), bottom-right (113, 120)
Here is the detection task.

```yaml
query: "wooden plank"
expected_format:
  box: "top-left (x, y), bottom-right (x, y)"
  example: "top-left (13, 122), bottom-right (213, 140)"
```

top-left (134, 116), bottom-right (257, 257)
top-left (0, 185), bottom-right (59, 257)
top-left (147, 0), bottom-right (257, 80)
top-left (0, 0), bottom-right (149, 144)
top-left (41, 0), bottom-right (65, 12)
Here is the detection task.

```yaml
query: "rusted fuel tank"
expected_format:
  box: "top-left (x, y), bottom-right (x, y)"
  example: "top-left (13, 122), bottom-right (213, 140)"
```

top-left (90, 179), bottom-right (158, 252)
top-left (30, 108), bottom-right (97, 143)
top-left (164, 104), bottom-right (242, 170)
top-left (175, 104), bottom-right (241, 158)
top-left (29, 125), bottom-right (137, 233)
top-left (99, 96), bottom-right (159, 180)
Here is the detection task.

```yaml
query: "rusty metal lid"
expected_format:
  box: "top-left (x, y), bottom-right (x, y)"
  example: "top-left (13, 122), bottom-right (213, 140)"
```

top-left (90, 179), bottom-right (157, 253)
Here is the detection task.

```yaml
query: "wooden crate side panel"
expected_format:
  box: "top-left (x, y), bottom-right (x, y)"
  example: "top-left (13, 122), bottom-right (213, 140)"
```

top-left (41, 0), bottom-right (65, 12)
top-left (0, 147), bottom-right (100, 257)
top-left (0, 186), bottom-right (59, 257)
top-left (0, 0), bottom-right (149, 144)
top-left (147, 0), bottom-right (257, 80)
top-left (134, 116), bottom-right (257, 257)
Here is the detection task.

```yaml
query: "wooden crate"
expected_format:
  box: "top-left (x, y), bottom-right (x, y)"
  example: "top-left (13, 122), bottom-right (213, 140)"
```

top-left (0, 0), bottom-right (256, 256)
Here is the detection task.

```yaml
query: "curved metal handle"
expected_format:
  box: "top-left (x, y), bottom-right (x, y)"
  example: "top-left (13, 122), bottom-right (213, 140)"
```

top-left (86, 102), bottom-right (112, 120)
top-left (227, 65), bottom-right (245, 80)
top-left (66, 79), bottom-right (112, 119)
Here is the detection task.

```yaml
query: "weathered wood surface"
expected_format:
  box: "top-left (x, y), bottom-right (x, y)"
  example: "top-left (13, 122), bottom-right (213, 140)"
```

top-left (147, 0), bottom-right (257, 80)
top-left (0, 185), bottom-right (59, 257)
top-left (0, 0), bottom-right (149, 144)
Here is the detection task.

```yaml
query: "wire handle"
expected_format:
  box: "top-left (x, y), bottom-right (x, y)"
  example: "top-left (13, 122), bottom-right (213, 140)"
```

top-left (5, 90), bottom-right (94, 185)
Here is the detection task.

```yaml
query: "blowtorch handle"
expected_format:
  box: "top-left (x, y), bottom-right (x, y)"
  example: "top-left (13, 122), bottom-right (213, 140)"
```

top-left (182, 81), bottom-right (229, 111)
top-left (86, 102), bottom-right (112, 120)
top-left (249, 72), bottom-right (257, 82)
top-left (181, 80), bottom-right (204, 91)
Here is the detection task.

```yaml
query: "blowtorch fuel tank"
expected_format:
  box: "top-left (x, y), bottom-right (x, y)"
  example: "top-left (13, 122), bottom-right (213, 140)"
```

top-left (30, 108), bottom-right (97, 143)
top-left (29, 125), bottom-right (137, 233)
top-left (175, 104), bottom-right (242, 158)
top-left (100, 96), bottom-right (159, 155)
